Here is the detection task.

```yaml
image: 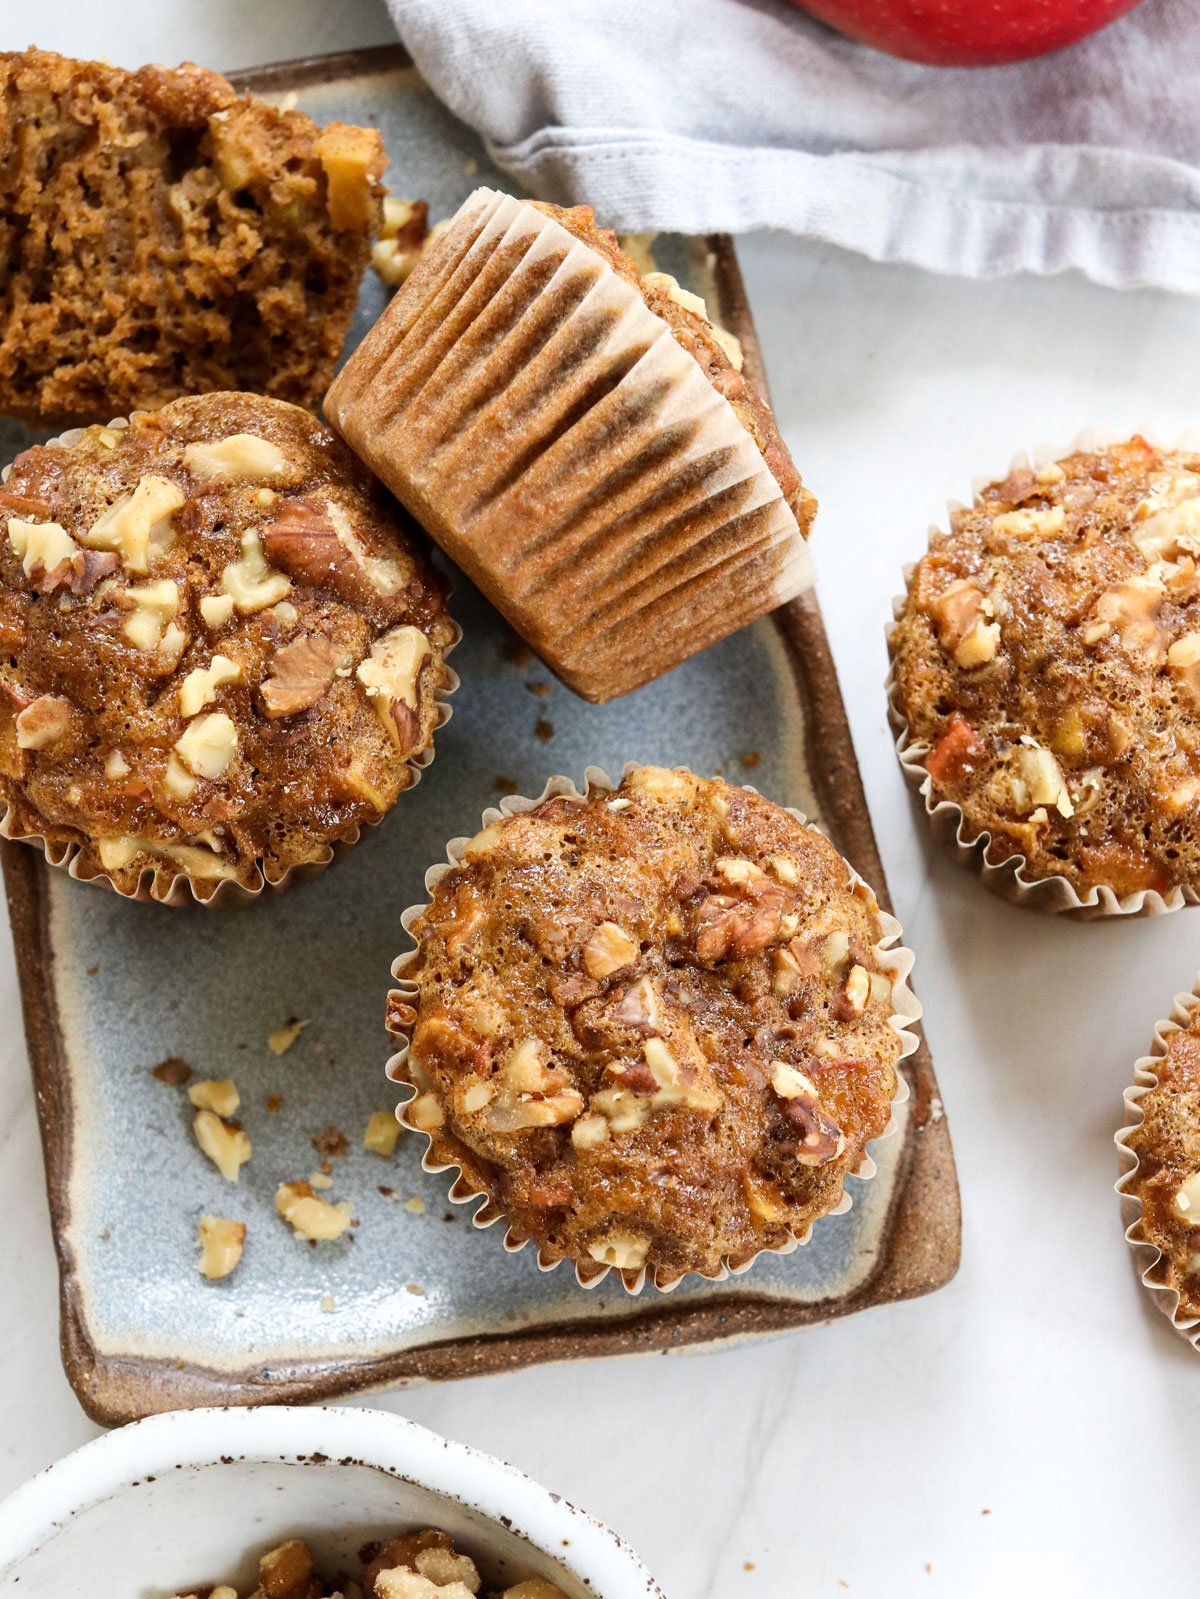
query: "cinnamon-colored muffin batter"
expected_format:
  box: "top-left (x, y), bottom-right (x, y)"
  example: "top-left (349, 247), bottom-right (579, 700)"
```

top-left (890, 436), bottom-right (1200, 897)
top-left (394, 766), bottom-right (903, 1285)
top-left (0, 393), bottom-right (454, 901)
top-left (1125, 1012), bottom-right (1200, 1320)
top-left (0, 49), bottom-right (385, 424)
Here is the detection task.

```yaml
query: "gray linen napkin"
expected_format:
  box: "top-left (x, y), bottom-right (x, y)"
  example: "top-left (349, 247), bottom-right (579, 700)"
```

top-left (386, 0), bottom-right (1200, 292)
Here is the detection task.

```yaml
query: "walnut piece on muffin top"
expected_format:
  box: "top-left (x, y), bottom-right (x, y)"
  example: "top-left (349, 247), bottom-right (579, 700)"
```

top-left (1123, 1010), bottom-right (1200, 1323)
top-left (0, 393), bottom-right (454, 902)
top-left (890, 435), bottom-right (1200, 899)
top-left (393, 766), bottom-right (905, 1286)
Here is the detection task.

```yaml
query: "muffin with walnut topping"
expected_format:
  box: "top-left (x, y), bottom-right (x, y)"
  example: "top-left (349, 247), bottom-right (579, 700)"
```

top-left (0, 392), bottom-right (455, 903)
top-left (1118, 990), bottom-right (1200, 1341)
top-left (889, 435), bottom-right (1200, 913)
top-left (387, 765), bottom-right (917, 1291)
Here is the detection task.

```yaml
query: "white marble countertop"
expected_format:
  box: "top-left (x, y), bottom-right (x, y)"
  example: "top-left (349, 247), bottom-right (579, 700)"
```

top-left (3, 5), bottom-right (1200, 1595)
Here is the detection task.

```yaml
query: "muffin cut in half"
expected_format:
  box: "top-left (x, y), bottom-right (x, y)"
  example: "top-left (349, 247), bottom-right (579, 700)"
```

top-left (889, 435), bottom-right (1200, 913)
top-left (326, 187), bottom-right (816, 703)
top-left (0, 48), bottom-right (386, 424)
top-left (0, 392), bottom-right (456, 903)
top-left (1118, 989), bottom-right (1200, 1342)
top-left (387, 765), bottom-right (916, 1291)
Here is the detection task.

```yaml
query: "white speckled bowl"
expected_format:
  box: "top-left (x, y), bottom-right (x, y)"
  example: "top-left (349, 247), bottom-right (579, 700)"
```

top-left (0, 1406), bottom-right (664, 1598)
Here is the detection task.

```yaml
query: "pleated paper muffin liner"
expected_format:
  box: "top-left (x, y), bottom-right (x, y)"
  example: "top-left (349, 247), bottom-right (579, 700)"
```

top-left (0, 415), bottom-right (461, 907)
top-left (1116, 978), bottom-right (1200, 1349)
top-left (384, 762), bottom-right (921, 1296)
top-left (886, 426), bottom-right (1200, 920)
top-left (326, 187), bottom-right (815, 703)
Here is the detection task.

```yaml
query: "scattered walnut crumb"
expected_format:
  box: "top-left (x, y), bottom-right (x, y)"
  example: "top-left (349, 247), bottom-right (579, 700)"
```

top-left (87, 963), bottom-right (100, 977)
top-left (312, 1123), bottom-right (349, 1158)
top-left (405, 1282), bottom-right (425, 1296)
top-left (193, 1110), bottom-right (252, 1182)
top-left (319, 1292), bottom-right (336, 1313)
top-left (404, 1195), bottom-right (426, 1215)
top-left (268, 1017), bottom-right (309, 1055)
top-left (526, 680), bottom-right (551, 698)
top-left (741, 750), bottom-right (761, 770)
top-left (534, 717), bottom-right (554, 742)
top-left (492, 773), bottom-right (518, 793)
top-left (152, 1056), bottom-right (192, 1086)
top-left (378, 1185), bottom-right (395, 1197)
top-left (188, 1078), bottom-right (240, 1118)
top-left (276, 1181), bottom-right (354, 1241)
top-left (265, 1092), bottom-right (284, 1114)
top-left (308, 1169), bottom-right (334, 1191)
top-left (364, 1109), bottom-right (402, 1157)
top-left (197, 1214), bottom-right (246, 1280)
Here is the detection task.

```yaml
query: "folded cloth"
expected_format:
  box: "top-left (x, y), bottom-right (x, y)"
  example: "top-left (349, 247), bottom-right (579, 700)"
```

top-left (387, 0), bottom-right (1200, 293)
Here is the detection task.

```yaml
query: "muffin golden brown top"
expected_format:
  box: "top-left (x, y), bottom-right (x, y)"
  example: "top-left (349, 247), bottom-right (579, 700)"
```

top-left (0, 393), bottom-right (454, 901)
top-left (890, 436), bottom-right (1200, 899)
top-left (1124, 1011), bottom-right (1200, 1321)
top-left (533, 202), bottom-right (817, 539)
top-left (0, 48), bottom-right (385, 424)
top-left (393, 766), bottom-right (905, 1286)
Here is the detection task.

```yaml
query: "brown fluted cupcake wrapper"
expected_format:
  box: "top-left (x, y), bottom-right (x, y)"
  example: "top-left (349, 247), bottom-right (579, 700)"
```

top-left (384, 762), bottom-right (920, 1296)
top-left (0, 416), bottom-right (461, 907)
top-left (1116, 979), bottom-right (1200, 1349)
top-left (327, 188), bottom-right (814, 704)
top-left (886, 427), bottom-right (1200, 920)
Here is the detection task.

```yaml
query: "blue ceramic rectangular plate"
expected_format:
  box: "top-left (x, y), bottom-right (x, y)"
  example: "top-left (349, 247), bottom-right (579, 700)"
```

top-left (1, 46), bottom-right (959, 1425)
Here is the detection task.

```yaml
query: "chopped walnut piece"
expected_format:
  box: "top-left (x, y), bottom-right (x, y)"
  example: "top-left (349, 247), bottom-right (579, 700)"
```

top-left (586, 1230), bottom-right (649, 1270)
top-left (151, 1055), bottom-right (191, 1086)
top-left (356, 624), bottom-right (432, 750)
top-left (14, 694), bottom-right (72, 750)
top-left (83, 474), bottom-right (184, 572)
top-left (6, 516), bottom-right (77, 583)
top-left (611, 975), bottom-right (663, 1032)
top-left (184, 434), bottom-right (289, 483)
top-left (276, 1180), bottom-right (354, 1241)
top-left (179, 654), bottom-right (242, 716)
top-left (193, 1108), bottom-right (252, 1182)
top-left (257, 1537), bottom-right (315, 1599)
top-left (268, 1017), bottom-right (309, 1055)
top-left (199, 592), bottom-right (235, 630)
top-left (197, 1214), bottom-right (246, 1280)
top-left (187, 1078), bottom-right (240, 1117)
top-left (120, 578), bottom-right (180, 651)
top-left (769, 1059), bottom-right (845, 1166)
top-left (259, 632), bottom-right (337, 718)
top-left (581, 920), bottom-right (639, 979)
top-left (692, 870), bottom-right (790, 963)
top-left (990, 505), bottom-right (1065, 539)
top-left (372, 197), bottom-right (431, 286)
top-left (221, 529), bottom-right (292, 613)
top-left (364, 1109), bottom-right (402, 1157)
top-left (174, 712), bottom-right (238, 780)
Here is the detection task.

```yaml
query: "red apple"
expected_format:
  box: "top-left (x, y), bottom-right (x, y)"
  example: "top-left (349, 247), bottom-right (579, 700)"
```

top-left (790, 0), bottom-right (1146, 67)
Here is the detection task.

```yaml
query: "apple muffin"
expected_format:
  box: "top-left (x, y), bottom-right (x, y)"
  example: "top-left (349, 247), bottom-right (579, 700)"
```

top-left (174, 1529), bottom-right (567, 1599)
top-left (327, 187), bottom-right (816, 702)
top-left (0, 48), bottom-right (385, 424)
top-left (1120, 1002), bottom-right (1200, 1328)
top-left (0, 392), bottom-right (455, 903)
top-left (389, 766), bottom-right (912, 1288)
top-left (890, 435), bottom-right (1200, 907)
